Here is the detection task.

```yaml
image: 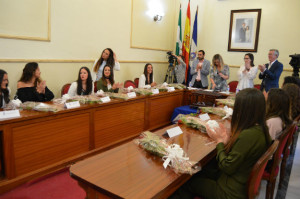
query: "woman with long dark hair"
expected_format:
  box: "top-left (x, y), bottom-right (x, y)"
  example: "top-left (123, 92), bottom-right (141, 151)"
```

top-left (0, 69), bottom-right (10, 108)
top-left (209, 54), bottom-right (229, 91)
top-left (170, 88), bottom-right (271, 199)
top-left (138, 63), bottom-right (157, 88)
top-left (282, 83), bottom-right (300, 120)
top-left (92, 48), bottom-right (120, 81)
top-left (96, 65), bottom-right (122, 93)
top-left (237, 53), bottom-right (258, 90)
top-left (68, 66), bottom-right (94, 97)
top-left (266, 88), bottom-right (292, 140)
top-left (16, 62), bottom-right (54, 103)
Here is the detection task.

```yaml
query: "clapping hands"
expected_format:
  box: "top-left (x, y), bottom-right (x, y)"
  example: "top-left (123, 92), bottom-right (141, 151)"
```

top-left (205, 123), bottom-right (230, 145)
top-left (36, 80), bottom-right (46, 94)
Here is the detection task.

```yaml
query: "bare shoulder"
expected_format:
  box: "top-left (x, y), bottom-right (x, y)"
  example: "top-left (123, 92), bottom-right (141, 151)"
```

top-left (17, 81), bottom-right (32, 89)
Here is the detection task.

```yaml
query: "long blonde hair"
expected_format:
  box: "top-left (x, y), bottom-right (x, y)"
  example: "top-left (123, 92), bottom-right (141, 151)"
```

top-left (212, 54), bottom-right (225, 71)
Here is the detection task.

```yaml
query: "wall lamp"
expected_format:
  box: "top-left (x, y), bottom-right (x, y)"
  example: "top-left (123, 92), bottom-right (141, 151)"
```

top-left (154, 15), bottom-right (163, 22)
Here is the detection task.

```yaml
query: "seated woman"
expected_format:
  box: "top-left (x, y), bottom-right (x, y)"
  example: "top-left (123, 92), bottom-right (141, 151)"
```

top-left (170, 88), bottom-right (271, 199)
top-left (92, 48), bottom-right (120, 82)
top-left (0, 69), bottom-right (10, 108)
top-left (16, 62), bottom-right (54, 103)
top-left (237, 53), bottom-right (258, 90)
top-left (266, 88), bottom-right (292, 140)
top-left (282, 83), bottom-right (300, 120)
top-left (209, 54), bottom-right (229, 92)
top-left (68, 66), bottom-right (94, 97)
top-left (138, 63), bottom-right (157, 88)
top-left (96, 65), bottom-right (122, 93)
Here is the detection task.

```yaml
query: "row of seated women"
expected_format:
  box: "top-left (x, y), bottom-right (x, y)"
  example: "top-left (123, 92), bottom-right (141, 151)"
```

top-left (169, 81), bottom-right (300, 199)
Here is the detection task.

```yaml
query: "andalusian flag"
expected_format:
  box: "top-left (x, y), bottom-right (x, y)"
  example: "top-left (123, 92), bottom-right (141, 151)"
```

top-left (175, 4), bottom-right (182, 56)
top-left (188, 7), bottom-right (198, 85)
top-left (182, 0), bottom-right (191, 83)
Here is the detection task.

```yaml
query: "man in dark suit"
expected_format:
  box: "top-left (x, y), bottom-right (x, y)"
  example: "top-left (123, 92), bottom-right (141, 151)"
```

top-left (239, 23), bottom-right (246, 42)
top-left (258, 49), bottom-right (283, 92)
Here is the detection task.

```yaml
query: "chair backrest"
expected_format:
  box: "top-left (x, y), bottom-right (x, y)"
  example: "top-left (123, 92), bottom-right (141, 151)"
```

top-left (134, 78), bottom-right (139, 88)
top-left (94, 81), bottom-right (98, 92)
top-left (61, 83), bottom-right (71, 96)
top-left (248, 140), bottom-right (279, 199)
top-left (228, 81), bottom-right (238, 92)
top-left (124, 80), bottom-right (136, 88)
top-left (294, 114), bottom-right (300, 122)
top-left (254, 84), bottom-right (261, 90)
top-left (283, 122), bottom-right (297, 157)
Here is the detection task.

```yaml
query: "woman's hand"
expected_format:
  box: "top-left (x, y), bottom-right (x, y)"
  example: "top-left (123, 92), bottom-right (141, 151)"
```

top-left (151, 82), bottom-right (157, 87)
top-left (36, 81), bottom-right (46, 94)
top-left (212, 83), bottom-right (216, 89)
top-left (206, 123), bottom-right (230, 145)
top-left (113, 52), bottom-right (118, 62)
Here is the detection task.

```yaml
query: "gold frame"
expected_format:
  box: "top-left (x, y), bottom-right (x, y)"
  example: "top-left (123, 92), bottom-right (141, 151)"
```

top-left (0, 0), bottom-right (51, 42)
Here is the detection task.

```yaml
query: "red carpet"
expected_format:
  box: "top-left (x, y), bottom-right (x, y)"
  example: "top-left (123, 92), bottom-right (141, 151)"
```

top-left (0, 168), bottom-right (85, 199)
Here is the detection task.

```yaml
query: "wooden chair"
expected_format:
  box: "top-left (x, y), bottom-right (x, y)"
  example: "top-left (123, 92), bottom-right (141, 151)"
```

top-left (278, 122), bottom-right (297, 189)
top-left (124, 80), bottom-right (136, 88)
top-left (290, 114), bottom-right (300, 155)
top-left (262, 123), bottom-right (296, 199)
top-left (228, 81), bottom-right (238, 93)
top-left (254, 84), bottom-right (261, 90)
top-left (134, 78), bottom-right (139, 88)
top-left (94, 81), bottom-right (98, 93)
top-left (61, 83), bottom-right (71, 96)
top-left (248, 140), bottom-right (279, 199)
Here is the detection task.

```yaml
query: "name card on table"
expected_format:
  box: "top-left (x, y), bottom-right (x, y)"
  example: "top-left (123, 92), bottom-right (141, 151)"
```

top-left (0, 110), bottom-right (20, 119)
top-left (199, 113), bottom-right (210, 121)
top-left (127, 92), bottom-right (136, 98)
top-left (152, 89), bottom-right (159, 94)
top-left (167, 87), bottom-right (175, 92)
top-left (65, 101), bottom-right (80, 109)
top-left (100, 96), bottom-right (111, 103)
top-left (165, 126), bottom-right (183, 138)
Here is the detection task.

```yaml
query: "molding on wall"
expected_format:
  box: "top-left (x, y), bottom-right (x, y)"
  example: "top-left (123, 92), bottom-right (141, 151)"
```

top-left (228, 65), bottom-right (293, 72)
top-left (0, 0), bottom-right (51, 42)
top-left (0, 59), bottom-right (168, 64)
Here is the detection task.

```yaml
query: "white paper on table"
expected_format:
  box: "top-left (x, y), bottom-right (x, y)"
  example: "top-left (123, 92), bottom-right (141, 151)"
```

top-left (166, 126), bottom-right (183, 138)
top-left (65, 101), bottom-right (80, 109)
top-left (199, 113), bottom-right (210, 121)
top-left (0, 110), bottom-right (21, 119)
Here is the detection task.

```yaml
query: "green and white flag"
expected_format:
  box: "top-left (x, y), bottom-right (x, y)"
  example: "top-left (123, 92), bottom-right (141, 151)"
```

top-left (175, 4), bottom-right (182, 56)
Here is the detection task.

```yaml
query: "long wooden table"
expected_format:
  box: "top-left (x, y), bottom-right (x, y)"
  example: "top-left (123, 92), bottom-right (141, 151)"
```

top-left (0, 90), bottom-right (185, 193)
top-left (70, 124), bottom-right (217, 199)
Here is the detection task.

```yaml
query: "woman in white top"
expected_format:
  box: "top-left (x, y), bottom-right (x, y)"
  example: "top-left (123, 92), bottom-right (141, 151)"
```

top-left (237, 53), bottom-right (258, 91)
top-left (0, 69), bottom-right (10, 108)
top-left (266, 88), bottom-right (292, 140)
top-left (245, 26), bottom-right (250, 42)
top-left (92, 48), bottom-right (120, 82)
top-left (138, 63), bottom-right (157, 88)
top-left (68, 66), bottom-right (94, 97)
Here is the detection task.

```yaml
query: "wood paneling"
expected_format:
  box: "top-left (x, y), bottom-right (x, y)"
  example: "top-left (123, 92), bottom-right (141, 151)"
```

top-left (94, 100), bottom-right (145, 148)
top-left (12, 113), bottom-right (90, 176)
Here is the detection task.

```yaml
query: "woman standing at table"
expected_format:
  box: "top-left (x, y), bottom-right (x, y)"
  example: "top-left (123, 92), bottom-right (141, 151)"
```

top-left (170, 88), bottom-right (271, 199)
top-left (68, 66), bottom-right (94, 97)
top-left (0, 69), bottom-right (10, 108)
top-left (92, 48), bottom-right (120, 82)
top-left (138, 63), bottom-right (157, 88)
top-left (97, 65), bottom-right (122, 93)
top-left (266, 88), bottom-right (292, 140)
top-left (209, 54), bottom-right (229, 91)
top-left (237, 53), bottom-right (258, 90)
top-left (16, 62), bottom-right (54, 103)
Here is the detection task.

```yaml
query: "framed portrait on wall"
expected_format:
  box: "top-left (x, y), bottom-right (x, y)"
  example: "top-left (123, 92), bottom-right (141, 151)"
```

top-left (228, 9), bottom-right (261, 52)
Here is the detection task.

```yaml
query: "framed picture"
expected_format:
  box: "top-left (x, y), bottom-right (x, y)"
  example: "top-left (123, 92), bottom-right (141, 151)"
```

top-left (228, 9), bottom-right (262, 52)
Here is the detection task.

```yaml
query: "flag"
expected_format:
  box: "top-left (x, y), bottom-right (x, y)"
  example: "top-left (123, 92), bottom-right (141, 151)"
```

top-left (182, 0), bottom-right (191, 83)
top-left (187, 7), bottom-right (198, 86)
top-left (175, 4), bottom-right (182, 56)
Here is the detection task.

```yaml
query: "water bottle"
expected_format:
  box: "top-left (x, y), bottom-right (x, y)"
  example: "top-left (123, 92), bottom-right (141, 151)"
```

top-left (227, 85), bottom-right (230, 93)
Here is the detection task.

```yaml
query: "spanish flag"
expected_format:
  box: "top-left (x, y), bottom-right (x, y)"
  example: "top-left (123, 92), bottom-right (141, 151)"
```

top-left (182, 0), bottom-right (191, 83)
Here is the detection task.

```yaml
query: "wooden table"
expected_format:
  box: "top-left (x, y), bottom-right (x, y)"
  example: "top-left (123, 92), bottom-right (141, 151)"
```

top-left (187, 90), bottom-right (230, 107)
top-left (70, 124), bottom-right (217, 199)
top-left (0, 90), bottom-right (186, 193)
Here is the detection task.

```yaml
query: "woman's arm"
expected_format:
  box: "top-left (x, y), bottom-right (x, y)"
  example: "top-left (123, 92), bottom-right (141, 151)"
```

top-left (138, 74), bottom-right (146, 88)
top-left (67, 82), bottom-right (77, 97)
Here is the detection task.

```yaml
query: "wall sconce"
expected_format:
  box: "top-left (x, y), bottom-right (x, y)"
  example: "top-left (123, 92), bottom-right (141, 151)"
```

top-left (154, 15), bottom-right (162, 22)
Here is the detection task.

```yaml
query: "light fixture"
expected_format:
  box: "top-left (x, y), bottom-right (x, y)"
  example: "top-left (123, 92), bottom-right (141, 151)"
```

top-left (154, 15), bottom-right (162, 22)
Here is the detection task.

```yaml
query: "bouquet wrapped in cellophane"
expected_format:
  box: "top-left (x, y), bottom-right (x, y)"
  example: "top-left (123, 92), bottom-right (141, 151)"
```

top-left (135, 131), bottom-right (201, 175)
top-left (167, 83), bottom-right (186, 90)
top-left (19, 102), bottom-right (60, 112)
top-left (66, 95), bottom-right (102, 104)
top-left (200, 106), bottom-right (233, 119)
top-left (133, 88), bottom-right (153, 96)
top-left (215, 98), bottom-right (235, 107)
top-left (106, 92), bottom-right (130, 100)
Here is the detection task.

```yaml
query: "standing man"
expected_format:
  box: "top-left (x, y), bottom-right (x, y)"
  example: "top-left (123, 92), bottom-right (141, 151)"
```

top-left (190, 50), bottom-right (210, 89)
top-left (258, 49), bottom-right (283, 92)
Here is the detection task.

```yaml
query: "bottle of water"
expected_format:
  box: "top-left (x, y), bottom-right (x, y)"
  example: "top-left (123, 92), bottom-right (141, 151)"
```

top-left (227, 85), bottom-right (230, 93)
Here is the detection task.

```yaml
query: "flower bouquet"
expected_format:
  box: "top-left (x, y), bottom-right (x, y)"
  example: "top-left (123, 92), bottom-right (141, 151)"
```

top-left (135, 131), bottom-right (200, 175)
top-left (167, 83), bottom-right (186, 90)
top-left (66, 95), bottom-right (102, 104)
top-left (106, 92), bottom-right (130, 100)
top-left (200, 106), bottom-right (233, 119)
top-left (19, 102), bottom-right (59, 112)
top-left (133, 88), bottom-right (153, 96)
top-left (215, 98), bottom-right (235, 107)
